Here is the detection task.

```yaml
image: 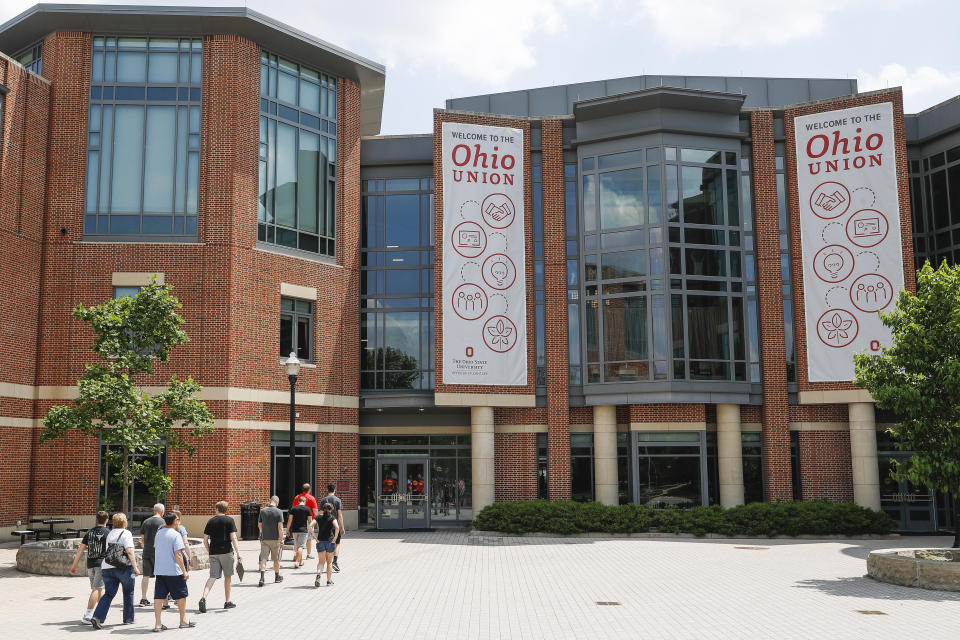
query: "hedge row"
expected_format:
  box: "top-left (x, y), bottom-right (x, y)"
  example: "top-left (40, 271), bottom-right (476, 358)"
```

top-left (472, 500), bottom-right (895, 537)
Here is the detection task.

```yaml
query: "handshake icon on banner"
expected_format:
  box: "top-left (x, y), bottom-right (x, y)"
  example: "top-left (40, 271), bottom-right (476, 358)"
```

top-left (814, 190), bottom-right (847, 211)
top-left (484, 201), bottom-right (511, 221)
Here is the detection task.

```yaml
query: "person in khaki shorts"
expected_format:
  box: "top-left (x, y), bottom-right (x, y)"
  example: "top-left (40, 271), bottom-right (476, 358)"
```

top-left (257, 496), bottom-right (285, 587)
top-left (199, 501), bottom-right (242, 613)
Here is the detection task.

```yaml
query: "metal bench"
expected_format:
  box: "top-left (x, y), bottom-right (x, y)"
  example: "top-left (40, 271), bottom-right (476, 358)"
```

top-left (11, 530), bottom-right (37, 545)
top-left (59, 528), bottom-right (83, 538)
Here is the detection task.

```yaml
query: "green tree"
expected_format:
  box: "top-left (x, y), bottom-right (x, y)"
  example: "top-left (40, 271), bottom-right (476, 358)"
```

top-left (40, 281), bottom-right (214, 514)
top-left (854, 261), bottom-right (960, 547)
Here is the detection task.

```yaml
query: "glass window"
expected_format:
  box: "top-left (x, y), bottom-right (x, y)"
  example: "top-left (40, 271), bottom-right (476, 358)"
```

top-left (14, 41), bottom-right (43, 75)
top-left (636, 433), bottom-right (704, 509)
top-left (280, 297), bottom-right (313, 361)
top-left (260, 51), bottom-right (337, 256)
top-left (361, 181), bottom-right (434, 391)
top-left (682, 166), bottom-right (724, 225)
top-left (600, 168), bottom-right (644, 229)
top-left (571, 433), bottom-right (594, 502)
top-left (85, 36), bottom-right (201, 239)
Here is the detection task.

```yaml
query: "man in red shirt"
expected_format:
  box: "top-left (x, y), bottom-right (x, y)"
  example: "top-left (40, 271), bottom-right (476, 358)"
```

top-left (292, 484), bottom-right (318, 559)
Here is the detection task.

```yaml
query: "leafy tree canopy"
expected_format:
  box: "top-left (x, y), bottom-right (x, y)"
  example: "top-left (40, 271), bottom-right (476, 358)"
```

top-left (40, 281), bottom-right (213, 513)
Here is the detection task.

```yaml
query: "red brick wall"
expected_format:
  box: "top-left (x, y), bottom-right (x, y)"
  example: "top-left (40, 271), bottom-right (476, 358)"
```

top-left (784, 89), bottom-right (915, 393)
top-left (798, 430), bottom-right (854, 502)
top-left (495, 407), bottom-right (546, 425)
top-left (494, 432), bottom-right (537, 501)
top-left (542, 119), bottom-right (571, 500)
top-left (628, 403), bottom-right (706, 422)
top-left (317, 432), bottom-right (359, 511)
top-left (789, 404), bottom-right (848, 422)
top-left (0, 57), bottom-right (49, 526)
top-left (752, 110), bottom-right (793, 501)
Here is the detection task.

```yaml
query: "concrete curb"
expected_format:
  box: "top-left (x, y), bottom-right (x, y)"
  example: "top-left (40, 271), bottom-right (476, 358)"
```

top-left (470, 529), bottom-right (900, 540)
top-left (867, 548), bottom-right (960, 591)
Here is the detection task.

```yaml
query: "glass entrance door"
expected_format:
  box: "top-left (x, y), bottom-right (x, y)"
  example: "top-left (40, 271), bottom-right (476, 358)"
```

top-left (270, 433), bottom-right (316, 511)
top-left (376, 457), bottom-right (430, 529)
top-left (880, 455), bottom-right (937, 532)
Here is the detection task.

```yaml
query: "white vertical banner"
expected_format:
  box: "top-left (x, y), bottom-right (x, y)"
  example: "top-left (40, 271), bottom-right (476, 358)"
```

top-left (441, 122), bottom-right (527, 386)
top-left (794, 102), bottom-right (904, 382)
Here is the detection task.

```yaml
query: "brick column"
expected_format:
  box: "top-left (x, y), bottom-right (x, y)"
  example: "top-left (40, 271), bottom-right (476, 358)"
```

top-left (542, 119), bottom-right (570, 500)
top-left (751, 111), bottom-right (793, 501)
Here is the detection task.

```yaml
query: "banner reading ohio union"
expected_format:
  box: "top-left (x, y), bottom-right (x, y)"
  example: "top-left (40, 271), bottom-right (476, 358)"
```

top-left (441, 122), bottom-right (527, 386)
top-left (794, 102), bottom-right (903, 382)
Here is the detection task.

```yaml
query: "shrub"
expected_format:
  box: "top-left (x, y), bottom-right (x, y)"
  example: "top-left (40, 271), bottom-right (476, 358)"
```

top-left (473, 500), bottom-right (895, 537)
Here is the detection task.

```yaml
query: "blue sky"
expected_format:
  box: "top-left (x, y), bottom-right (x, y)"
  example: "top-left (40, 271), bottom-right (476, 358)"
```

top-left (3, 0), bottom-right (958, 134)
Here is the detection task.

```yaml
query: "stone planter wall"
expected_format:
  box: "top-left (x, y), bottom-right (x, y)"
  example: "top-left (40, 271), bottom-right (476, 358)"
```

top-left (16, 537), bottom-right (209, 576)
top-left (867, 549), bottom-right (960, 591)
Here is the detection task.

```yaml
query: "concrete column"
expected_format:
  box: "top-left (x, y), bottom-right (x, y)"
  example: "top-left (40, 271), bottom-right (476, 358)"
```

top-left (593, 405), bottom-right (618, 506)
top-left (470, 406), bottom-right (495, 512)
top-left (717, 404), bottom-right (745, 507)
top-left (849, 402), bottom-right (881, 511)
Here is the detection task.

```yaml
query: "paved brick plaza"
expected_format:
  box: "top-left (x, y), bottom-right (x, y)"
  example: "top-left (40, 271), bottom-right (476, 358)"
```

top-left (2, 532), bottom-right (958, 639)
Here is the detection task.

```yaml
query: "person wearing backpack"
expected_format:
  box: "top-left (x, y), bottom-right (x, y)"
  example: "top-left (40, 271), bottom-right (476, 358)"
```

top-left (90, 512), bottom-right (140, 629)
top-left (69, 510), bottom-right (110, 625)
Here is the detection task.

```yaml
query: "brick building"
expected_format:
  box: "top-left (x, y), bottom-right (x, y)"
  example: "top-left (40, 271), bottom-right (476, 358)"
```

top-left (0, 4), bottom-right (956, 535)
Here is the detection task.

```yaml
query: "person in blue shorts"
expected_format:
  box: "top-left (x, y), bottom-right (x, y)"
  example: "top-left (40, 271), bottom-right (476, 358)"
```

top-left (152, 512), bottom-right (195, 631)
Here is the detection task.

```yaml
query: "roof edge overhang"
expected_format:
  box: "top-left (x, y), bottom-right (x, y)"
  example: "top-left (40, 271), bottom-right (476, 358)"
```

top-left (574, 86), bottom-right (747, 121)
top-left (0, 3), bottom-right (386, 134)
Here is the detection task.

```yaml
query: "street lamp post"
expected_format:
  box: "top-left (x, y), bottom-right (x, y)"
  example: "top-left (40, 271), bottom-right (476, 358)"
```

top-left (283, 352), bottom-right (302, 507)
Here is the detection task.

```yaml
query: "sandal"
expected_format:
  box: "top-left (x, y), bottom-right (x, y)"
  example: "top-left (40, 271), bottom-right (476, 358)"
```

top-left (179, 622), bottom-right (196, 629)
top-left (153, 625), bottom-right (168, 632)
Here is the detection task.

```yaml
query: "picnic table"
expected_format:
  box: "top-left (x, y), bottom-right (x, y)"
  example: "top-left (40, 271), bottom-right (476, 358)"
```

top-left (29, 518), bottom-right (74, 540)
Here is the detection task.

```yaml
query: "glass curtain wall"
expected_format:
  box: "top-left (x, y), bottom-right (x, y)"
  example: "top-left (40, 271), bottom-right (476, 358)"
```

top-left (85, 36), bottom-right (202, 239)
top-left (774, 136), bottom-right (797, 383)
top-left (581, 146), bottom-right (749, 383)
top-left (259, 52), bottom-right (337, 256)
top-left (910, 145), bottom-right (960, 268)
top-left (566, 162), bottom-right (583, 386)
top-left (706, 431), bottom-right (763, 504)
top-left (360, 178), bottom-right (435, 391)
top-left (358, 435), bottom-right (471, 525)
top-left (532, 156), bottom-right (546, 387)
top-left (634, 432), bottom-right (706, 508)
top-left (570, 432), bottom-right (630, 503)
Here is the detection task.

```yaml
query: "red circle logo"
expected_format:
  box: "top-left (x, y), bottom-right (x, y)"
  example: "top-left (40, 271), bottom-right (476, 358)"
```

top-left (849, 273), bottom-right (894, 313)
top-left (482, 315), bottom-right (518, 353)
top-left (451, 283), bottom-right (488, 321)
top-left (481, 254), bottom-right (516, 290)
top-left (816, 309), bottom-right (859, 348)
top-left (845, 209), bottom-right (889, 248)
top-left (813, 244), bottom-right (855, 283)
top-left (451, 221), bottom-right (486, 258)
top-left (480, 193), bottom-right (516, 229)
top-left (809, 181), bottom-right (851, 219)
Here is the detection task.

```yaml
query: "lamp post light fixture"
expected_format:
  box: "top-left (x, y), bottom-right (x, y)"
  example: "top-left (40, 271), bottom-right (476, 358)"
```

top-left (283, 351), bottom-right (302, 507)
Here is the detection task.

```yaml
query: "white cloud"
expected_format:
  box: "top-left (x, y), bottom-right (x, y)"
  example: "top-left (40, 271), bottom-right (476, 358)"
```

top-left (858, 64), bottom-right (960, 112)
top-left (630, 0), bottom-right (891, 51)
top-left (282, 0), bottom-right (568, 87)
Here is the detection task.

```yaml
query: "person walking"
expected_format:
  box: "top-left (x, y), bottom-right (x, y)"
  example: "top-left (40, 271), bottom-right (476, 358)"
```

top-left (198, 501), bottom-right (242, 613)
top-left (311, 502), bottom-right (339, 588)
top-left (151, 512), bottom-right (195, 631)
top-left (285, 496), bottom-right (312, 569)
top-left (90, 513), bottom-right (140, 629)
top-left (139, 503), bottom-right (166, 607)
top-left (292, 483), bottom-right (319, 558)
top-left (318, 483), bottom-right (345, 573)
top-left (69, 510), bottom-right (110, 625)
top-left (257, 496), bottom-right (285, 587)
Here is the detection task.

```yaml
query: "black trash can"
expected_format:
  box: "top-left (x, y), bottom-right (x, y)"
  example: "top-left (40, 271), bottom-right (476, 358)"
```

top-left (240, 501), bottom-right (261, 541)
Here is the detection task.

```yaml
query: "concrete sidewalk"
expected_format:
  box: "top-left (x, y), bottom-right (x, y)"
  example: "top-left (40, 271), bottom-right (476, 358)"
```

top-left (2, 531), bottom-right (958, 639)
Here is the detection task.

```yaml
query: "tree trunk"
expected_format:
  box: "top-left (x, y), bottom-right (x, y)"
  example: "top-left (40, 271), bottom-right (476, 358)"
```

top-left (121, 449), bottom-right (130, 516)
top-left (953, 495), bottom-right (960, 549)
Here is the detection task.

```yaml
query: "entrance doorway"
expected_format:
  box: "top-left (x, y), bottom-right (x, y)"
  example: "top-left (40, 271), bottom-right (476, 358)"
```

top-left (270, 432), bottom-right (316, 510)
top-left (880, 454), bottom-right (937, 532)
top-left (376, 457), bottom-right (429, 529)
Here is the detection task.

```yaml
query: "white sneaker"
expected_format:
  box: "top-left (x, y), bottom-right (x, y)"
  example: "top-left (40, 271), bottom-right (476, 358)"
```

top-left (307, 554), bottom-right (315, 559)
top-left (80, 616), bottom-right (92, 625)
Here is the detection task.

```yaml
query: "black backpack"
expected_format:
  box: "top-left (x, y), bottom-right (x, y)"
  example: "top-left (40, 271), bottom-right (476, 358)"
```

top-left (86, 526), bottom-right (109, 561)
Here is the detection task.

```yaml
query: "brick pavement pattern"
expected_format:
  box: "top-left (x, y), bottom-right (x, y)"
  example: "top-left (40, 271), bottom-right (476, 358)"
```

top-left (3, 533), bottom-right (959, 639)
